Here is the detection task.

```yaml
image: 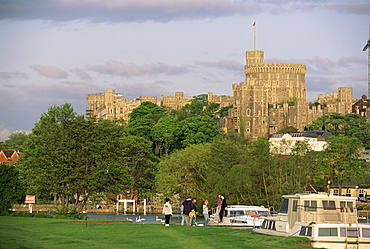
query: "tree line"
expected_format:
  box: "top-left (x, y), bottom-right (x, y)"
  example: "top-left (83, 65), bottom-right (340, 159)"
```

top-left (1, 95), bottom-right (369, 213)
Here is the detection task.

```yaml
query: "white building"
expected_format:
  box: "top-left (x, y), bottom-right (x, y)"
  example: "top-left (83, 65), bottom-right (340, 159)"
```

top-left (269, 131), bottom-right (333, 155)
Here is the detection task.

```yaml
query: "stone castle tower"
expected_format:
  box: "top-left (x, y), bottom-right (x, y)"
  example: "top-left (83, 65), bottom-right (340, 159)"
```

top-left (222, 50), bottom-right (356, 140)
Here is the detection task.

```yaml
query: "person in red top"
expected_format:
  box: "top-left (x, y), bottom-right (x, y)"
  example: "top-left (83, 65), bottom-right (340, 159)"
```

top-left (214, 194), bottom-right (222, 223)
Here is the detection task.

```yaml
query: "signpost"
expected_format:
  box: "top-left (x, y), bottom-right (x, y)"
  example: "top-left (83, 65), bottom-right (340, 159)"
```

top-left (25, 195), bottom-right (35, 213)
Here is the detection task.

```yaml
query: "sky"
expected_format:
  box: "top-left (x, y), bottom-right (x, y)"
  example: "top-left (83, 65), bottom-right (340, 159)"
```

top-left (0, 0), bottom-right (369, 140)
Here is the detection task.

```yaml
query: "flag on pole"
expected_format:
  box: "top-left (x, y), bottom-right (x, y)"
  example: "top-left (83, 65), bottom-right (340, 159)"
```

top-left (252, 21), bottom-right (256, 26)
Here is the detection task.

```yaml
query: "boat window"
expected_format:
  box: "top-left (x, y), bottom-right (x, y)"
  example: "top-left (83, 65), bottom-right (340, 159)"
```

top-left (340, 201), bottom-right (354, 213)
top-left (246, 211), bottom-right (257, 215)
top-left (304, 200), bottom-right (317, 212)
top-left (229, 211), bottom-right (245, 217)
top-left (318, 228), bottom-right (338, 237)
top-left (292, 200), bottom-right (298, 212)
top-left (322, 200), bottom-right (336, 210)
top-left (340, 228), bottom-right (359, 238)
top-left (363, 228), bottom-right (370, 238)
top-left (299, 226), bottom-right (312, 236)
top-left (279, 198), bottom-right (289, 213)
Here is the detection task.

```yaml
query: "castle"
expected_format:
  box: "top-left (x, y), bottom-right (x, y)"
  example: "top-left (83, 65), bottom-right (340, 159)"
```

top-left (86, 49), bottom-right (358, 140)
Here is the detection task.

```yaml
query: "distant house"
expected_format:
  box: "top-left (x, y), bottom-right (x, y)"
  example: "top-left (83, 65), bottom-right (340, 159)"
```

top-left (269, 131), bottom-right (333, 155)
top-left (0, 149), bottom-right (22, 164)
top-left (329, 184), bottom-right (370, 199)
top-left (352, 95), bottom-right (370, 122)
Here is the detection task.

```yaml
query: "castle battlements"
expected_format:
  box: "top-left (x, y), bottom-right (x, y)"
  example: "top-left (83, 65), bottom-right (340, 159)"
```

top-left (245, 63), bottom-right (306, 74)
top-left (86, 50), bottom-right (358, 140)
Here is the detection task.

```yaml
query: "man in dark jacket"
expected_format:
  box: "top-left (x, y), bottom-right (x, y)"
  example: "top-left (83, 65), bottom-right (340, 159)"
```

top-left (182, 196), bottom-right (194, 226)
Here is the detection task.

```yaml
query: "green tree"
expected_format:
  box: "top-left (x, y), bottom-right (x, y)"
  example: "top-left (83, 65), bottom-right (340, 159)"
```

top-left (206, 139), bottom-right (249, 204)
top-left (0, 164), bottom-right (25, 212)
top-left (126, 102), bottom-right (167, 150)
top-left (126, 117), bottom-right (156, 141)
top-left (218, 104), bottom-right (233, 118)
top-left (246, 138), bottom-right (279, 208)
top-left (129, 102), bottom-right (166, 121)
top-left (20, 104), bottom-right (157, 212)
top-left (122, 136), bottom-right (158, 199)
top-left (150, 116), bottom-right (178, 157)
top-left (277, 126), bottom-right (299, 134)
top-left (318, 135), bottom-right (368, 195)
top-left (176, 115), bottom-right (222, 149)
top-left (156, 139), bottom-right (249, 204)
top-left (156, 143), bottom-right (212, 199)
top-left (171, 94), bottom-right (221, 120)
top-left (307, 113), bottom-right (370, 149)
top-left (0, 131), bottom-right (28, 151)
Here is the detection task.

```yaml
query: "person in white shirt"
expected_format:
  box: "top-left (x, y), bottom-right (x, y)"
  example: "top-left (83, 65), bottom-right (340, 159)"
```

top-left (162, 198), bottom-right (173, 227)
top-left (203, 200), bottom-right (209, 226)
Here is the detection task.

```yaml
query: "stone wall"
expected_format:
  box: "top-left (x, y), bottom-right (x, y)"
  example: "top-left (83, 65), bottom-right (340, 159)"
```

top-left (12, 203), bottom-right (182, 214)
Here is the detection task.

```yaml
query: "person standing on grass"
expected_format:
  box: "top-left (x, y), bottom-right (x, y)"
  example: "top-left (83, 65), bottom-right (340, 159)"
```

top-left (162, 198), bottom-right (173, 227)
top-left (203, 200), bottom-right (209, 226)
top-left (182, 196), bottom-right (194, 226)
top-left (219, 194), bottom-right (227, 223)
top-left (180, 203), bottom-right (185, 225)
top-left (214, 194), bottom-right (222, 223)
top-left (191, 198), bottom-right (198, 226)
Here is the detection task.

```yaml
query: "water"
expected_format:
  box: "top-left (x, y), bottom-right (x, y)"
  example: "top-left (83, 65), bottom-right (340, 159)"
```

top-left (86, 213), bottom-right (205, 225)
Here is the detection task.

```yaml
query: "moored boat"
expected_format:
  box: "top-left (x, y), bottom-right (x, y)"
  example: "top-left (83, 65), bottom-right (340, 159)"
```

top-left (208, 205), bottom-right (269, 227)
top-left (253, 193), bottom-right (370, 249)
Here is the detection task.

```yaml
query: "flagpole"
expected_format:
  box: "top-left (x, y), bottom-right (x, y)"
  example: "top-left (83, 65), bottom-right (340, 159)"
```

top-left (253, 21), bottom-right (256, 51)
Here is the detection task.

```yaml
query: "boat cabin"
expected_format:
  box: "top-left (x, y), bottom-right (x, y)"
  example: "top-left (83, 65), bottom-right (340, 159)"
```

top-left (261, 193), bottom-right (358, 235)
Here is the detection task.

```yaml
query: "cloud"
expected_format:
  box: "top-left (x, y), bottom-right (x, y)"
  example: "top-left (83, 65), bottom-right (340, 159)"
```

top-left (0, 123), bottom-right (11, 141)
top-left (196, 59), bottom-right (243, 71)
top-left (0, 71), bottom-right (29, 81)
top-left (2, 0), bottom-right (367, 23)
top-left (0, 0), bottom-right (257, 22)
top-left (30, 65), bottom-right (68, 79)
top-left (86, 60), bottom-right (190, 77)
top-left (70, 68), bottom-right (92, 80)
top-left (329, 4), bottom-right (370, 15)
top-left (268, 56), bottom-right (366, 73)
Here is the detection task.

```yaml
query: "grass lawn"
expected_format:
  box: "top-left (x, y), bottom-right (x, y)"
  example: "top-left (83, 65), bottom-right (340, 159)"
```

top-left (0, 216), bottom-right (313, 249)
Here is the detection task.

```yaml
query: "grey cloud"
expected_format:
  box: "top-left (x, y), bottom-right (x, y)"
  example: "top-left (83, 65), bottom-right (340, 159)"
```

top-left (30, 65), bottom-right (68, 79)
top-left (337, 56), bottom-right (367, 68)
top-left (0, 0), bottom-right (259, 22)
top-left (0, 71), bottom-right (29, 80)
top-left (70, 68), bottom-right (92, 81)
top-left (269, 56), bottom-right (366, 72)
top-left (329, 4), bottom-right (370, 15)
top-left (86, 60), bottom-right (190, 77)
top-left (3, 0), bottom-right (364, 23)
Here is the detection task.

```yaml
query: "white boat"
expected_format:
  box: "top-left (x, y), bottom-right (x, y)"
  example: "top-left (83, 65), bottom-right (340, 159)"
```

top-left (253, 193), bottom-right (370, 249)
top-left (208, 205), bottom-right (269, 227)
